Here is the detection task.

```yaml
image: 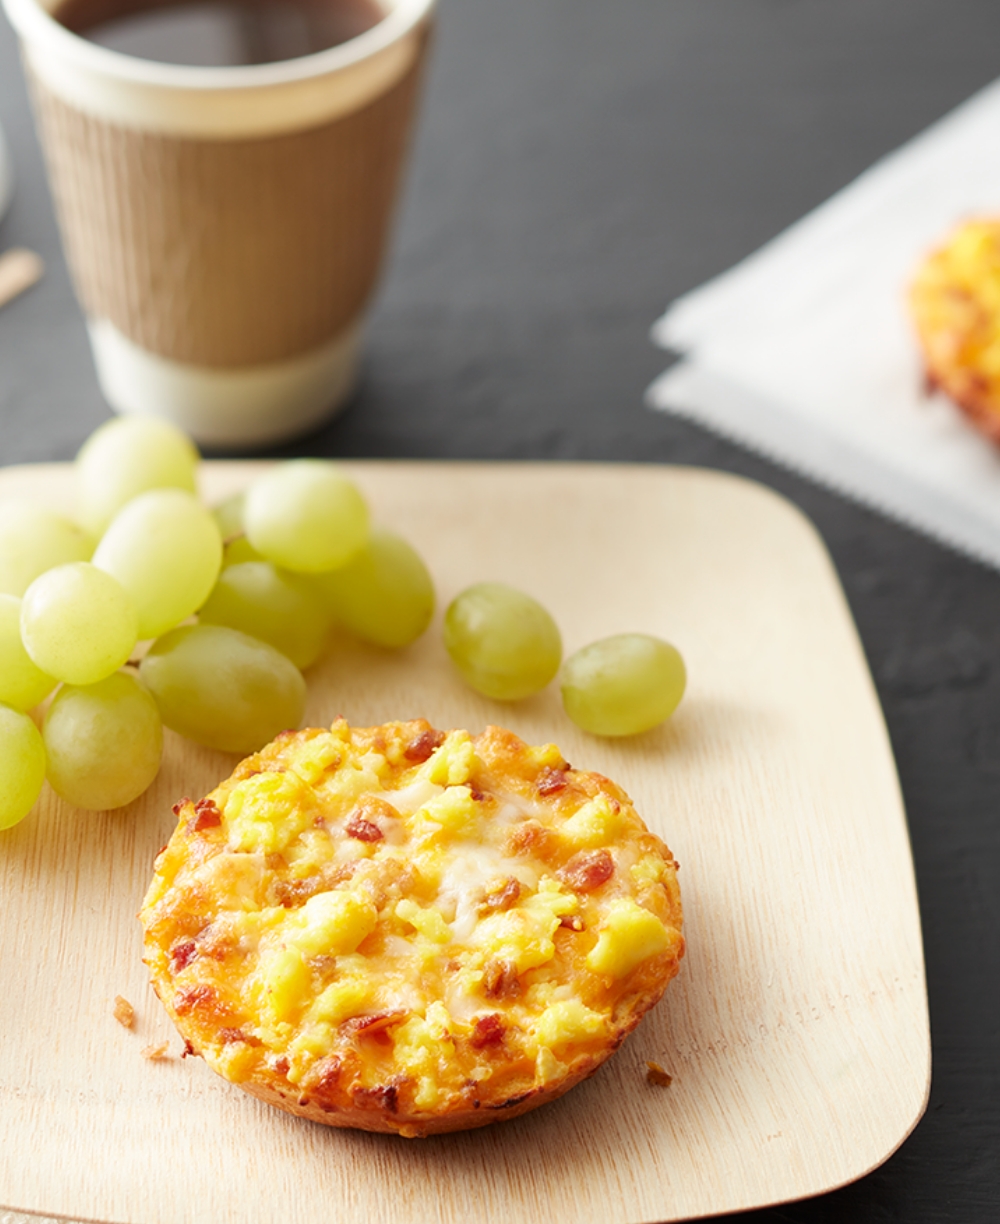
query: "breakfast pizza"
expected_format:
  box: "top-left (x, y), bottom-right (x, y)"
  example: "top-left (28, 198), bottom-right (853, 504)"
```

top-left (140, 719), bottom-right (684, 1136)
top-left (910, 216), bottom-right (1000, 443)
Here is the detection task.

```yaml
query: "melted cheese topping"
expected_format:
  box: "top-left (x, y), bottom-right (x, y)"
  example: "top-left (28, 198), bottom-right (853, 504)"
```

top-left (140, 720), bottom-right (683, 1129)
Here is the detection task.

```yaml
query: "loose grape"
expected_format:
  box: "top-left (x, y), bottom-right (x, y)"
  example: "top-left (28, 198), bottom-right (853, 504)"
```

top-left (318, 528), bottom-right (435, 649)
top-left (443, 582), bottom-right (562, 700)
top-left (560, 633), bottom-right (686, 737)
top-left (21, 562), bottom-right (138, 686)
top-left (43, 673), bottom-right (163, 811)
top-left (139, 624), bottom-right (306, 754)
top-left (199, 561), bottom-right (333, 670)
top-left (93, 489), bottom-right (222, 639)
top-left (0, 501), bottom-right (93, 596)
top-left (0, 594), bottom-right (57, 711)
top-left (243, 460), bottom-right (369, 573)
top-left (76, 416), bottom-right (199, 535)
top-left (0, 704), bottom-right (46, 830)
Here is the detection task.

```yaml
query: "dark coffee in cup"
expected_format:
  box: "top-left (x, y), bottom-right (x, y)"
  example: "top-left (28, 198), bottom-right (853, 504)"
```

top-left (54, 0), bottom-right (385, 66)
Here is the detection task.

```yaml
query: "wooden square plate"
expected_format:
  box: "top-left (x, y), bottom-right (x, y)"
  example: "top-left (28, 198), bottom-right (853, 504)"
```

top-left (0, 461), bottom-right (929, 1224)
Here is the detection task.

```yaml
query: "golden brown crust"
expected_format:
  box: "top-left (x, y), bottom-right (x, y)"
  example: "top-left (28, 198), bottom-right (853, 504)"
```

top-left (238, 1048), bottom-right (608, 1137)
top-left (910, 217), bottom-right (1000, 443)
top-left (140, 719), bottom-right (683, 1136)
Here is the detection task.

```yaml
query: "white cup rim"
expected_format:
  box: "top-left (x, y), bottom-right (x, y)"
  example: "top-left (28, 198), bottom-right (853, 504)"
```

top-left (1, 0), bottom-right (435, 91)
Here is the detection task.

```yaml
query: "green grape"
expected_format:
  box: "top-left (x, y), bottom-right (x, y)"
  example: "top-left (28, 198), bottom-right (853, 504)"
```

top-left (443, 582), bottom-right (562, 701)
top-left (223, 536), bottom-right (266, 568)
top-left (318, 528), bottom-right (435, 649)
top-left (93, 489), bottom-right (222, 639)
top-left (0, 704), bottom-right (46, 830)
top-left (76, 415), bottom-right (199, 535)
top-left (560, 633), bottom-right (686, 737)
top-left (21, 562), bottom-right (137, 686)
top-left (43, 672), bottom-right (163, 811)
top-left (212, 492), bottom-right (246, 541)
top-left (0, 594), bottom-right (57, 711)
top-left (211, 492), bottom-right (264, 568)
top-left (0, 501), bottom-right (93, 596)
top-left (243, 460), bottom-right (369, 573)
top-left (199, 561), bottom-right (333, 670)
top-left (139, 624), bottom-right (306, 754)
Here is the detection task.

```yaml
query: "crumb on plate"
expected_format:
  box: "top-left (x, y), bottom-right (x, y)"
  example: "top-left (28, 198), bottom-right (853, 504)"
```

top-left (113, 995), bottom-right (135, 1028)
top-left (645, 1060), bottom-right (673, 1087)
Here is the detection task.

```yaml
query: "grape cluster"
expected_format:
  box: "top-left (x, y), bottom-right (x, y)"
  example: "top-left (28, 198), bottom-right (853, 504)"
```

top-left (0, 417), bottom-right (434, 829)
top-left (0, 417), bottom-right (686, 831)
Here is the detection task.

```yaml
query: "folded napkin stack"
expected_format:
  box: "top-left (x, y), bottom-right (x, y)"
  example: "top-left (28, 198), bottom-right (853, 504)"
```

top-left (648, 78), bottom-right (1000, 571)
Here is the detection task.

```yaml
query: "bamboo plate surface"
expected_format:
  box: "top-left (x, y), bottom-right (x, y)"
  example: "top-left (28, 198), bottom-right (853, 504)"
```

top-left (0, 461), bottom-right (930, 1224)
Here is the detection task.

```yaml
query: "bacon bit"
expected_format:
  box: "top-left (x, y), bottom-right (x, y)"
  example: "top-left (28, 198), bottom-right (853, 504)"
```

top-left (182, 1040), bottom-right (198, 1058)
top-left (170, 940), bottom-right (198, 971)
top-left (536, 766), bottom-right (570, 796)
top-left (345, 795), bottom-right (398, 842)
top-left (190, 798), bottom-right (222, 831)
top-left (272, 1055), bottom-right (291, 1078)
top-left (113, 995), bottom-right (135, 1028)
top-left (173, 984), bottom-right (217, 1016)
top-left (482, 960), bottom-right (521, 999)
top-left (480, 877), bottom-right (521, 913)
top-left (276, 873), bottom-right (319, 906)
top-left (646, 1061), bottom-right (673, 1087)
top-left (352, 1083), bottom-right (400, 1114)
top-left (342, 1011), bottom-right (405, 1037)
top-left (559, 915), bottom-right (584, 931)
top-left (505, 820), bottom-right (553, 858)
top-left (171, 797), bottom-right (191, 817)
top-left (274, 864), bottom-right (356, 907)
top-left (219, 1027), bottom-right (262, 1047)
top-left (558, 849), bottom-right (614, 893)
top-left (345, 814), bottom-right (383, 843)
top-left (403, 729), bottom-right (445, 762)
top-left (141, 1042), bottom-right (171, 1061)
top-left (470, 1014), bottom-right (505, 1048)
top-left (469, 788), bottom-right (488, 802)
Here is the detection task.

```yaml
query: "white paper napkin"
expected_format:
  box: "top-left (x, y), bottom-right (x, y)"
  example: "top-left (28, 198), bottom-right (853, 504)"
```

top-left (648, 76), bottom-right (1000, 570)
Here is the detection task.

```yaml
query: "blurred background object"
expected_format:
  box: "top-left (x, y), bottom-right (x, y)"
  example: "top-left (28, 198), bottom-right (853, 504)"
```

top-left (0, 118), bottom-right (12, 222)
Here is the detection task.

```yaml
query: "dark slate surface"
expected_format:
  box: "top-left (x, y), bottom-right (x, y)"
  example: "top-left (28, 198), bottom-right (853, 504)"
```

top-left (3, 1), bottom-right (1000, 1220)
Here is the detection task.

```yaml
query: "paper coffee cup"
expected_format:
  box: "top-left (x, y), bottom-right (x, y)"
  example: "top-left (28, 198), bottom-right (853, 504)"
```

top-left (1, 0), bottom-right (435, 446)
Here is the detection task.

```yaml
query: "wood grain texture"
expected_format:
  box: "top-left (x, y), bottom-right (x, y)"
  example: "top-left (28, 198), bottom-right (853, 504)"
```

top-left (0, 461), bottom-right (930, 1224)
